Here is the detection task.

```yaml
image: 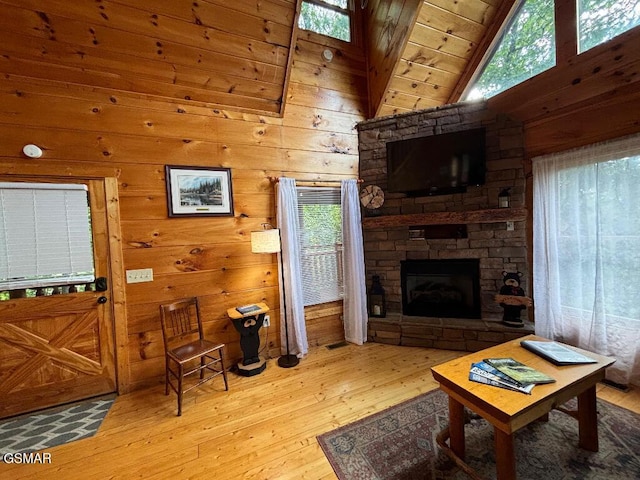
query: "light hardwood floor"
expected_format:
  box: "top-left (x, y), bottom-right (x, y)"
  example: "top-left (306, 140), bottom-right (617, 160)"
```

top-left (2, 342), bottom-right (638, 479)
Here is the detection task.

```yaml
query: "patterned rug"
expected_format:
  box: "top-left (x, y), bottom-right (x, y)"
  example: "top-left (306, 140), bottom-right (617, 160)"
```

top-left (0, 394), bottom-right (115, 454)
top-left (317, 389), bottom-right (640, 480)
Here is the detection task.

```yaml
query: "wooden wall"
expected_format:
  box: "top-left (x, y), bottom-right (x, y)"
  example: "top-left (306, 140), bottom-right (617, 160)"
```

top-left (0, 2), bottom-right (367, 392)
top-left (0, 0), bottom-right (295, 115)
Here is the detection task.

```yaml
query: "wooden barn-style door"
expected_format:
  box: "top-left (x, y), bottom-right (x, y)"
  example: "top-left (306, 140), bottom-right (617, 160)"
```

top-left (0, 178), bottom-right (118, 419)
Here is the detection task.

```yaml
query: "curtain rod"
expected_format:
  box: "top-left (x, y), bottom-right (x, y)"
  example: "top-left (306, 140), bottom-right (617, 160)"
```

top-left (268, 177), bottom-right (363, 187)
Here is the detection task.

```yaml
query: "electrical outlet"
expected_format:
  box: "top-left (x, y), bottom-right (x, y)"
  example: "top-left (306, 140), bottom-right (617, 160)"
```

top-left (126, 268), bottom-right (154, 283)
top-left (506, 221), bottom-right (515, 231)
top-left (263, 314), bottom-right (271, 327)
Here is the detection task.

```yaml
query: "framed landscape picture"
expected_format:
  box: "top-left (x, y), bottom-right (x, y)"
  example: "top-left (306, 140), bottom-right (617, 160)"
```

top-left (165, 165), bottom-right (234, 217)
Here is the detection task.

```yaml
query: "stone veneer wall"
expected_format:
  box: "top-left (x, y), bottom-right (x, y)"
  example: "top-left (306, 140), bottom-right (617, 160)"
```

top-left (357, 101), bottom-right (532, 351)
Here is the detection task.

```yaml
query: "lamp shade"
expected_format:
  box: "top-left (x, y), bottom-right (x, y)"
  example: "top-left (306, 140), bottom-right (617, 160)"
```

top-left (251, 229), bottom-right (281, 254)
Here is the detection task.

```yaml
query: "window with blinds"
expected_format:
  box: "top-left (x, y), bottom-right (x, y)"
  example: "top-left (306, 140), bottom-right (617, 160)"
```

top-left (0, 182), bottom-right (95, 291)
top-left (296, 187), bottom-right (343, 306)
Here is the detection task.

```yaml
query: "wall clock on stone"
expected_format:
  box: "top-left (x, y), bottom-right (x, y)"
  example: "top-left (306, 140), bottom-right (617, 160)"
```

top-left (360, 184), bottom-right (384, 215)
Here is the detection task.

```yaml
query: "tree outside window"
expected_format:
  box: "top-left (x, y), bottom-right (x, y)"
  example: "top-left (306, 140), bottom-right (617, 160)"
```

top-left (298, 0), bottom-right (351, 42)
top-left (466, 0), bottom-right (640, 101)
top-left (466, 0), bottom-right (556, 100)
top-left (578, 0), bottom-right (640, 52)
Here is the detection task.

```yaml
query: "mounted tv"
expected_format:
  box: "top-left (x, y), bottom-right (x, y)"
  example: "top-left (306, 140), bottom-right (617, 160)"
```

top-left (386, 128), bottom-right (486, 196)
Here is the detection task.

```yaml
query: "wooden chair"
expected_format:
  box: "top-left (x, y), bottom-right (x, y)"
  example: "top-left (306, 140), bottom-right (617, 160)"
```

top-left (159, 297), bottom-right (229, 416)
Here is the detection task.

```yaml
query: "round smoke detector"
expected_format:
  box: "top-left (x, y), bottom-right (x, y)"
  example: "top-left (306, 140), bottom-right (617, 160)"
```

top-left (22, 144), bottom-right (43, 158)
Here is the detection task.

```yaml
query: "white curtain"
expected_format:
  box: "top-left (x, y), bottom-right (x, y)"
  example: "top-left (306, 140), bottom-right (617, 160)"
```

top-left (276, 178), bottom-right (308, 358)
top-left (533, 134), bottom-right (640, 386)
top-left (341, 180), bottom-right (368, 344)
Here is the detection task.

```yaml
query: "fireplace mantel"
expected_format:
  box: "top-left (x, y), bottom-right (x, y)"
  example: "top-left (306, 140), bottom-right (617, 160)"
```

top-left (362, 208), bottom-right (527, 229)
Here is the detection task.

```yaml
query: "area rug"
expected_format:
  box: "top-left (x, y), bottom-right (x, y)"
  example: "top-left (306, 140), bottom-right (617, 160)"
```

top-left (0, 394), bottom-right (115, 454)
top-left (317, 389), bottom-right (640, 480)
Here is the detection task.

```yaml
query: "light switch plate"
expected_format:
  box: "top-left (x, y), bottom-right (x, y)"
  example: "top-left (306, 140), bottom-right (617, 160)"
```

top-left (126, 268), bottom-right (154, 283)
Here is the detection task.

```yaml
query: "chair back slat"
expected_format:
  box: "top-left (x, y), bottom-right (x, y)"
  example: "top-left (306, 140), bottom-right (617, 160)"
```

top-left (159, 297), bottom-right (203, 346)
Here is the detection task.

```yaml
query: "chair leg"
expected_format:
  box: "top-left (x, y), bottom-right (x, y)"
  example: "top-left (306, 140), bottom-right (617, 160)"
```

top-left (219, 347), bottom-right (229, 391)
top-left (177, 364), bottom-right (184, 416)
top-left (165, 356), bottom-right (170, 396)
top-left (200, 355), bottom-right (206, 380)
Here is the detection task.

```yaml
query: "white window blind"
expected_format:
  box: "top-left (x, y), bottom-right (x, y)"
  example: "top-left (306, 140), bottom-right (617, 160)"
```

top-left (296, 187), bottom-right (343, 306)
top-left (0, 182), bottom-right (95, 290)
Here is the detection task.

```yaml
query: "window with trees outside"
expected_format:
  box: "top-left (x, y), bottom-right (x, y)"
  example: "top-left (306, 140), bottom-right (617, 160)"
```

top-left (298, 0), bottom-right (351, 42)
top-left (296, 187), bottom-right (344, 306)
top-left (466, 0), bottom-right (640, 100)
top-left (578, 0), bottom-right (640, 52)
top-left (466, 0), bottom-right (556, 100)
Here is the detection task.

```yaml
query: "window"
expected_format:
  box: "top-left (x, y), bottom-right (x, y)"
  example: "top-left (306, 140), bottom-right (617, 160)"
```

top-left (0, 183), bottom-right (95, 294)
top-left (578, 0), bottom-right (640, 52)
top-left (532, 134), bottom-right (640, 384)
top-left (298, 0), bottom-right (351, 42)
top-left (466, 0), bottom-right (556, 100)
top-left (466, 0), bottom-right (640, 100)
top-left (296, 187), bottom-right (343, 306)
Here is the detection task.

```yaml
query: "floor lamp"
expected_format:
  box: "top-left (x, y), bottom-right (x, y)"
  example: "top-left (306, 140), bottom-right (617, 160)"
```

top-left (251, 225), bottom-right (300, 368)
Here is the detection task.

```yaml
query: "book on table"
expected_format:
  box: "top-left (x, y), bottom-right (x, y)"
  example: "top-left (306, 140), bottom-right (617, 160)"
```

top-left (468, 362), bottom-right (535, 394)
top-left (483, 357), bottom-right (556, 385)
top-left (236, 304), bottom-right (261, 315)
top-left (520, 340), bottom-right (598, 366)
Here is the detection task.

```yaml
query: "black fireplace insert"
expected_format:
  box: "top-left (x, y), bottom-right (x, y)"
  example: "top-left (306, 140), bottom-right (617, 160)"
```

top-left (401, 259), bottom-right (481, 319)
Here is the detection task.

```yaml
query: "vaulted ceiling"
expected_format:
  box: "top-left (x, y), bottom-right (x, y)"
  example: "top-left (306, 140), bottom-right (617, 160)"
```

top-left (0, 0), bottom-right (516, 118)
top-left (371, 0), bottom-right (517, 117)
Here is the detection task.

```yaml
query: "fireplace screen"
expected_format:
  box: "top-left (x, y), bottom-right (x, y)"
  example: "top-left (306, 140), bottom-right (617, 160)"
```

top-left (401, 259), bottom-right (481, 318)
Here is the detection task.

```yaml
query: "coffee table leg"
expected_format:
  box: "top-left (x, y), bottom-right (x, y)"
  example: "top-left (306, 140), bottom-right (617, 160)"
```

top-left (577, 384), bottom-right (598, 451)
top-left (448, 396), bottom-right (465, 459)
top-left (494, 427), bottom-right (516, 480)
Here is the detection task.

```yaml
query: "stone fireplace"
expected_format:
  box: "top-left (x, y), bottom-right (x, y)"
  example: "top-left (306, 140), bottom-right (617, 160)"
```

top-left (357, 101), bottom-right (534, 352)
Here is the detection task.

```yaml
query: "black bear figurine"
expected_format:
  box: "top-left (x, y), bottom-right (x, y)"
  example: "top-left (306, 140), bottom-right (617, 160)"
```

top-left (498, 271), bottom-right (528, 328)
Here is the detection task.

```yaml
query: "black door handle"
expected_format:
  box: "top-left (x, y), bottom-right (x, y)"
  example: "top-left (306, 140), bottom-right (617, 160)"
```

top-left (96, 277), bottom-right (108, 291)
top-left (97, 296), bottom-right (108, 304)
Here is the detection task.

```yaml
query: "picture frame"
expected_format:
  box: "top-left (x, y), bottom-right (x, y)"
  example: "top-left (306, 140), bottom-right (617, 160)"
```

top-left (165, 165), bottom-right (234, 217)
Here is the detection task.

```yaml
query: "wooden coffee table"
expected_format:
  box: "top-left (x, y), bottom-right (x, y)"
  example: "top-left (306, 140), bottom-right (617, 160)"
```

top-left (431, 334), bottom-right (616, 480)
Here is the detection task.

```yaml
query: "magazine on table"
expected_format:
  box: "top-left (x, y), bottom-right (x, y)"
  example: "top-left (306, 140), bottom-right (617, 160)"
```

top-left (520, 340), bottom-right (598, 366)
top-left (483, 357), bottom-right (556, 385)
top-left (471, 360), bottom-right (529, 387)
top-left (469, 362), bottom-right (535, 394)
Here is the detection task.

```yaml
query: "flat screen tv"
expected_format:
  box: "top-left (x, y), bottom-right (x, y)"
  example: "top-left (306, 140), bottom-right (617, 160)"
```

top-left (386, 128), bottom-right (486, 196)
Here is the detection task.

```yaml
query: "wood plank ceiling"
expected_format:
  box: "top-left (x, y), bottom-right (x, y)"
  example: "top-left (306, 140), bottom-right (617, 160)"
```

top-left (0, 0), bottom-right (515, 118)
top-left (375, 0), bottom-right (517, 117)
